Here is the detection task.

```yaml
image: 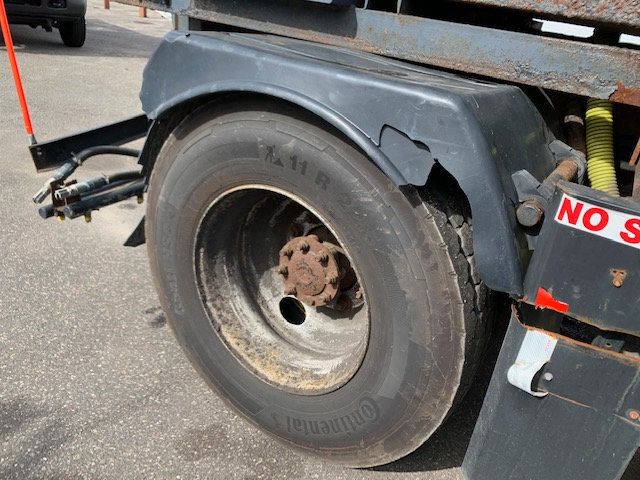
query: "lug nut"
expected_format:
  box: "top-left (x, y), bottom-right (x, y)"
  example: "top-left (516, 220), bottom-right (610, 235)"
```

top-left (319, 252), bottom-right (329, 262)
top-left (327, 275), bottom-right (339, 285)
top-left (322, 293), bottom-right (333, 304)
top-left (299, 241), bottom-right (310, 252)
top-left (280, 247), bottom-right (293, 257)
top-left (285, 286), bottom-right (297, 295)
top-left (278, 266), bottom-right (288, 276)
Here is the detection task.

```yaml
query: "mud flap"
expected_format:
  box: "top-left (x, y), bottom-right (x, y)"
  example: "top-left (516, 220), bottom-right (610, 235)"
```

top-left (462, 312), bottom-right (640, 480)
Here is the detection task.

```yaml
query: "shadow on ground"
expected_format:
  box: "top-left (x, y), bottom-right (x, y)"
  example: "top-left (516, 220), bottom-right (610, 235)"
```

top-left (0, 397), bottom-right (80, 480)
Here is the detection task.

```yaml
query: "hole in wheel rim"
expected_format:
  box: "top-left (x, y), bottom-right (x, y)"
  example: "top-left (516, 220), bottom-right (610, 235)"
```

top-left (279, 297), bottom-right (306, 325)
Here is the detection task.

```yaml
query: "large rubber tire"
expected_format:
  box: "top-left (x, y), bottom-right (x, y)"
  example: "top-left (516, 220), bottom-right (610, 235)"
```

top-left (146, 99), bottom-right (490, 467)
top-left (58, 17), bottom-right (86, 47)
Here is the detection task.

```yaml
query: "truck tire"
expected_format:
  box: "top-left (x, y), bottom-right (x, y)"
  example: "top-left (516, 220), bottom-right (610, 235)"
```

top-left (146, 99), bottom-right (490, 467)
top-left (58, 17), bottom-right (86, 47)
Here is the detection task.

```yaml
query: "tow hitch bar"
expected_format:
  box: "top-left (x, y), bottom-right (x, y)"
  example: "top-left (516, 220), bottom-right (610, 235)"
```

top-left (32, 146), bottom-right (144, 221)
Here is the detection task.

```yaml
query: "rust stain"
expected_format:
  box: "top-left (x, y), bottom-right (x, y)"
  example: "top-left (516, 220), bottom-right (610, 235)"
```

top-left (454, 0), bottom-right (640, 32)
top-left (610, 268), bottom-right (627, 288)
top-left (536, 324), bottom-right (640, 365)
top-left (609, 82), bottom-right (640, 108)
top-left (614, 412), bottom-right (640, 428)
top-left (513, 307), bottom-right (640, 365)
top-left (545, 158), bottom-right (580, 186)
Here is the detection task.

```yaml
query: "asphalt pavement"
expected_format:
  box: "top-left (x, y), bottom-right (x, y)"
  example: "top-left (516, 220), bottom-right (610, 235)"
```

top-left (0, 3), bottom-right (610, 479)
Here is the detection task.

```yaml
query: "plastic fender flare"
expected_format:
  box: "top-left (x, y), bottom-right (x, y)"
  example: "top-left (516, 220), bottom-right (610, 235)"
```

top-left (140, 86), bottom-right (523, 296)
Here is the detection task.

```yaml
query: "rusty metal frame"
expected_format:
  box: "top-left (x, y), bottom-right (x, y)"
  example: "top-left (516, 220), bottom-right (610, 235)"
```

top-left (451, 0), bottom-right (640, 35)
top-left (118, 0), bottom-right (640, 107)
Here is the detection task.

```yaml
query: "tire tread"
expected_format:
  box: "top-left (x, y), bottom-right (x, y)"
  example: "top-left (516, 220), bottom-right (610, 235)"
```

top-left (420, 175), bottom-right (493, 399)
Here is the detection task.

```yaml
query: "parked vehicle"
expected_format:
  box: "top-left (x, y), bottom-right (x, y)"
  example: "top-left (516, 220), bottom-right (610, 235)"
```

top-left (5, 0), bottom-right (86, 46)
top-left (18, 0), bottom-right (640, 478)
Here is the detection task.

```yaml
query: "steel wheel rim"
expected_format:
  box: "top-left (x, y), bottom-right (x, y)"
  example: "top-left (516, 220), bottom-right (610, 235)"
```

top-left (194, 185), bottom-right (370, 395)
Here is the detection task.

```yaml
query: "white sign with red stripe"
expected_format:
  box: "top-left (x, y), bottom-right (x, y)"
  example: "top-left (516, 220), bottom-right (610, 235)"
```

top-left (555, 193), bottom-right (640, 250)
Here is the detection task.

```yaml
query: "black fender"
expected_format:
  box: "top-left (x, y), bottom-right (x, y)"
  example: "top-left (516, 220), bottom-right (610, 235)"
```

top-left (139, 31), bottom-right (560, 295)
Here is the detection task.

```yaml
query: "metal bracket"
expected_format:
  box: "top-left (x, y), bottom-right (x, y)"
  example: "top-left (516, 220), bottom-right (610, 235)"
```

top-left (507, 328), bottom-right (557, 397)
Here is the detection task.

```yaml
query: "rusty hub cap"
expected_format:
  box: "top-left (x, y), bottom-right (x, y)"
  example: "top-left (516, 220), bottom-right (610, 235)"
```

top-left (278, 235), bottom-right (340, 307)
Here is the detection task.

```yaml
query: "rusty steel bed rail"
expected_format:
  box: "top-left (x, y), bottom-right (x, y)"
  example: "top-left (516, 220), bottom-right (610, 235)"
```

top-left (449, 0), bottom-right (639, 34)
top-left (118, 0), bottom-right (640, 107)
top-left (315, 0), bottom-right (639, 34)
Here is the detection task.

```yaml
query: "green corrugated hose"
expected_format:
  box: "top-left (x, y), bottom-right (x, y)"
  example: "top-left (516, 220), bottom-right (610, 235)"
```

top-left (586, 99), bottom-right (619, 196)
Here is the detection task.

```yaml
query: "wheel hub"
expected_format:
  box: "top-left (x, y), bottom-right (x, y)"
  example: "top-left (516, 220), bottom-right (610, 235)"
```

top-left (278, 235), bottom-right (340, 307)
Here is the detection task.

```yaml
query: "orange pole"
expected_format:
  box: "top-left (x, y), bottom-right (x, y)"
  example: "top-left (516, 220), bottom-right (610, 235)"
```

top-left (0, 0), bottom-right (35, 144)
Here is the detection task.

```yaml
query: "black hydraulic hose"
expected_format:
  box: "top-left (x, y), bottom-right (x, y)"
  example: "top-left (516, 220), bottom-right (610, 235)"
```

top-left (73, 146), bottom-right (140, 163)
top-left (61, 179), bottom-right (145, 219)
top-left (38, 204), bottom-right (55, 219)
top-left (39, 179), bottom-right (131, 219)
top-left (39, 176), bottom-right (144, 219)
top-left (33, 146), bottom-right (141, 203)
top-left (54, 170), bottom-right (143, 200)
top-left (107, 170), bottom-right (143, 183)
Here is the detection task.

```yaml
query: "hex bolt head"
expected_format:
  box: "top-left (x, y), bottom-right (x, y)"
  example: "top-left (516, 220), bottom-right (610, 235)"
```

top-left (542, 372), bottom-right (554, 382)
top-left (299, 241), bottom-right (310, 252)
top-left (277, 266), bottom-right (288, 276)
